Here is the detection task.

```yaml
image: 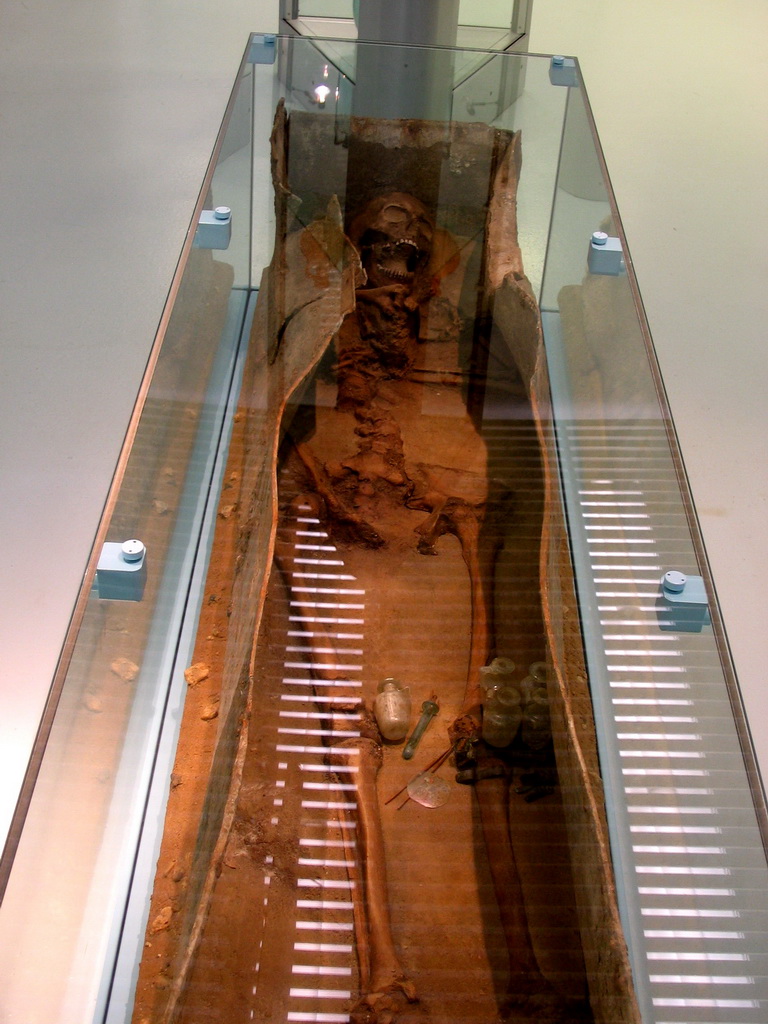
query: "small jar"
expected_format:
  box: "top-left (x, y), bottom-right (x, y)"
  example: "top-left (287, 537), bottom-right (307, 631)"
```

top-left (374, 678), bottom-right (411, 742)
top-left (479, 657), bottom-right (516, 694)
top-left (482, 683), bottom-right (522, 748)
top-left (519, 660), bottom-right (548, 706)
top-left (522, 685), bottom-right (551, 751)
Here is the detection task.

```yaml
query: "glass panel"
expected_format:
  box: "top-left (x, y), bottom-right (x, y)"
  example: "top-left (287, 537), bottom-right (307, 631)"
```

top-left (0, 54), bottom-right (254, 1024)
top-left (293, 0), bottom-right (519, 32)
top-left (1, 36), bottom-right (766, 1024)
top-left (286, 1), bottom-right (528, 57)
top-left (298, 0), bottom-right (354, 18)
top-left (540, 80), bottom-right (768, 1024)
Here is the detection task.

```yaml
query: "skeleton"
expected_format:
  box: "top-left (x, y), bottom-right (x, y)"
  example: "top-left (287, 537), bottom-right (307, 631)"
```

top-left (274, 191), bottom-right (590, 1023)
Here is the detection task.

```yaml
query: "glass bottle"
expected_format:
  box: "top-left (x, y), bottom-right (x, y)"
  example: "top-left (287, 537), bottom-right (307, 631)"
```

top-left (482, 684), bottom-right (523, 748)
top-left (374, 677), bottom-right (411, 742)
top-left (519, 660), bottom-right (548, 706)
top-left (480, 657), bottom-right (521, 748)
top-left (522, 685), bottom-right (552, 750)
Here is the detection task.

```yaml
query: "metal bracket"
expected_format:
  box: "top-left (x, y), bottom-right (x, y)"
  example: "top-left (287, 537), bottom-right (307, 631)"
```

top-left (194, 207), bottom-right (232, 250)
top-left (96, 540), bottom-right (147, 601)
top-left (657, 570), bottom-right (711, 633)
top-left (549, 55), bottom-right (577, 87)
top-left (248, 33), bottom-right (277, 65)
top-left (588, 231), bottom-right (626, 276)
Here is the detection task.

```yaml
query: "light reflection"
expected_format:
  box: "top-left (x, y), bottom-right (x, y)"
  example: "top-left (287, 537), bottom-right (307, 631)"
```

top-left (288, 1009), bottom-right (352, 1021)
top-left (288, 630), bottom-right (364, 640)
top-left (591, 551), bottom-right (658, 557)
top-left (605, 649), bottom-right (682, 657)
top-left (639, 888), bottom-right (733, 897)
top-left (641, 909), bottom-right (738, 918)
top-left (618, 733), bottom-right (700, 741)
top-left (284, 659), bottom-right (362, 670)
top-left (298, 858), bottom-right (352, 868)
top-left (652, 1000), bottom-right (758, 1008)
top-left (620, 751), bottom-right (706, 759)
top-left (277, 743), bottom-right (359, 754)
top-left (624, 786), bottom-right (713, 795)
top-left (287, 645), bottom-right (364, 655)
top-left (647, 951), bottom-right (745, 960)
top-left (299, 837), bottom-right (357, 848)
top-left (280, 711), bottom-right (362, 720)
top-left (604, 621), bottom-right (687, 630)
top-left (611, 682), bottom-right (690, 689)
top-left (586, 525), bottom-right (652, 531)
top-left (294, 941), bottom-right (354, 953)
top-left (583, 513), bottom-right (650, 519)
top-left (632, 826), bottom-right (722, 834)
top-left (289, 985), bottom-right (353, 999)
top-left (297, 878), bottom-right (354, 889)
top-left (594, 567), bottom-right (663, 573)
top-left (609, 666), bottom-right (687, 673)
top-left (280, 680), bottom-right (362, 689)
top-left (629, 806), bottom-right (716, 814)
top-left (295, 920), bottom-right (354, 930)
top-left (302, 782), bottom-right (358, 792)
top-left (296, 899), bottom-right (354, 911)
top-left (278, 728), bottom-right (361, 738)
top-left (291, 572), bottom-right (357, 581)
top-left (638, 867), bottom-right (731, 875)
top-left (302, 800), bottom-right (357, 810)
top-left (606, 630), bottom-right (684, 638)
top-left (649, 974), bottom-right (753, 985)
top-left (290, 616), bottom-right (365, 625)
top-left (292, 557), bottom-right (345, 566)
top-left (623, 769), bottom-right (710, 776)
top-left (616, 717), bottom-right (697, 723)
top-left (587, 537), bottom-right (654, 544)
top-left (613, 699), bottom-right (693, 705)
top-left (290, 601), bottom-right (365, 610)
top-left (643, 928), bottom-right (742, 938)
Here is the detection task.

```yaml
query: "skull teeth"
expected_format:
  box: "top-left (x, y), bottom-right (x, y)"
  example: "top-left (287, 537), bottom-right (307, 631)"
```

top-left (376, 264), bottom-right (412, 282)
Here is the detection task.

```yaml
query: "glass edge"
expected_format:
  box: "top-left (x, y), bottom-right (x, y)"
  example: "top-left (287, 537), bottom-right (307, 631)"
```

top-left (0, 35), bottom-right (256, 904)
top-left (274, 29), bottom-right (561, 58)
top-left (569, 56), bottom-right (768, 849)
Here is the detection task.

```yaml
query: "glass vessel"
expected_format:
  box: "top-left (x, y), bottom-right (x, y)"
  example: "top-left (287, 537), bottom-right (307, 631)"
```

top-left (374, 677), bottom-right (411, 741)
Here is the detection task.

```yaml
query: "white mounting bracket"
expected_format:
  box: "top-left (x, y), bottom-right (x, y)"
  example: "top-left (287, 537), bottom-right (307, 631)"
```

top-left (96, 539), bottom-right (147, 601)
top-left (194, 207), bottom-right (232, 250)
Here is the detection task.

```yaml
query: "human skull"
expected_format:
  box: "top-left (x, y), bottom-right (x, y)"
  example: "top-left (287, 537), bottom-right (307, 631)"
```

top-left (349, 192), bottom-right (434, 291)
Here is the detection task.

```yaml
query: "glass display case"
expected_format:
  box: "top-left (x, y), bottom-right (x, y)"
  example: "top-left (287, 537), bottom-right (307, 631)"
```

top-left (280, 0), bottom-right (533, 56)
top-left (1, 34), bottom-right (766, 1024)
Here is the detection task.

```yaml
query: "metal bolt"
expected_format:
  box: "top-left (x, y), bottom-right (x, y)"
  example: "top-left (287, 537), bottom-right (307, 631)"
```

top-left (121, 539), bottom-right (146, 563)
top-left (662, 570), bottom-right (687, 594)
